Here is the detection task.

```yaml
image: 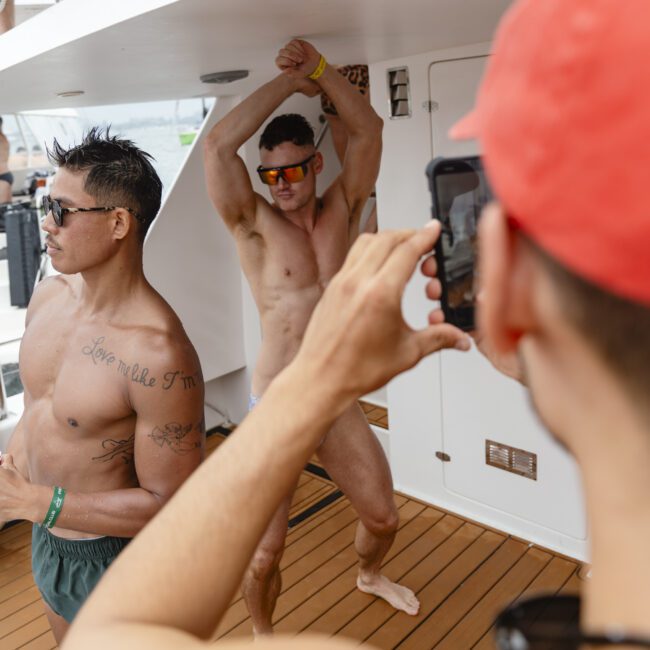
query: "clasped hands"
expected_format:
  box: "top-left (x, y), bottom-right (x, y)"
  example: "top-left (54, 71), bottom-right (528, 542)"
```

top-left (276, 38), bottom-right (323, 97)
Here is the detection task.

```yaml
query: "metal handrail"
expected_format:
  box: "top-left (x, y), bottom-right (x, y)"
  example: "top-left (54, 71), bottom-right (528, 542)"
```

top-left (314, 116), bottom-right (330, 151)
top-left (0, 366), bottom-right (7, 421)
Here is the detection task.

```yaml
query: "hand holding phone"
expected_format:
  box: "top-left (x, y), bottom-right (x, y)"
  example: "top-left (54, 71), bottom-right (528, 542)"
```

top-left (426, 156), bottom-right (493, 331)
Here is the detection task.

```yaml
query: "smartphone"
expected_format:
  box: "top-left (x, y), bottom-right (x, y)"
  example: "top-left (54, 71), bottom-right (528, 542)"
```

top-left (426, 156), bottom-right (493, 331)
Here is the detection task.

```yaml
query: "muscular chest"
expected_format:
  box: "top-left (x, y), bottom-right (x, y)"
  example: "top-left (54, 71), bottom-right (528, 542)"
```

top-left (20, 318), bottom-right (133, 430)
top-left (259, 216), bottom-right (350, 291)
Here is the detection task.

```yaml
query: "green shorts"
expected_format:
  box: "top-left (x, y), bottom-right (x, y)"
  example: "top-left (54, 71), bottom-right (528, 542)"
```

top-left (31, 524), bottom-right (131, 622)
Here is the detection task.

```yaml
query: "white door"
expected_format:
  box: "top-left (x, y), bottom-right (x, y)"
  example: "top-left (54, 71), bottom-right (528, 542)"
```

top-left (429, 56), bottom-right (587, 540)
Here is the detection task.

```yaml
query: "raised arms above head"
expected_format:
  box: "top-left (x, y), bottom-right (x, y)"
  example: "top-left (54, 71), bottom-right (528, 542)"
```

top-left (276, 40), bottom-right (383, 228)
top-left (203, 74), bottom-right (307, 234)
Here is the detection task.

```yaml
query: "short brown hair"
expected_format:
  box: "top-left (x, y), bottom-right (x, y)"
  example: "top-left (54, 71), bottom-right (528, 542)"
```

top-left (259, 114), bottom-right (314, 151)
top-left (529, 236), bottom-right (650, 413)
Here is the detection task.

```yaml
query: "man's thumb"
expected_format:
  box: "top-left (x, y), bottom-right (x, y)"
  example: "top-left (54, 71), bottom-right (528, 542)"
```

top-left (414, 324), bottom-right (471, 358)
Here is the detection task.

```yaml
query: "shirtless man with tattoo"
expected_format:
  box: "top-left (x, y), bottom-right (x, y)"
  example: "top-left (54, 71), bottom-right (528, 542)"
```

top-left (0, 128), bottom-right (205, 643)
top-left (204, 39), bottom-right (418, 635)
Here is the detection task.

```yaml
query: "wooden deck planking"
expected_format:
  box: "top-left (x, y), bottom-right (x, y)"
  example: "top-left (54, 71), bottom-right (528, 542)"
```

top-left (284, 504), bottom-right (358, 566)
top-left (0, 558), bottom-right (33, 590)
top-left (18, 631), bottom-right (57, 650)
top-left (0, 586), bottom-right (42, 622)
top-left (359, 401), bottom-right (388, 430)
top-left (0, 601), bottom-right (48, 639)
top-left (285, 512), bottom-right (461, 637)
top-left (433, 546), bottom-right (553, 649)
top-left (0, 574), bottom-right (36, 606)
top-left (217, 500), bottom-right (430, 640)
top-left (471, 555), bottom-right (579, 649)
top-left (0, 431), bottom-right (582, 649)
top-left (0, 542), bottom-right (31, 566)
top-left (359, 527), bottom-right (500, 648)
top-left (0, 613), bottom-right (51, 649)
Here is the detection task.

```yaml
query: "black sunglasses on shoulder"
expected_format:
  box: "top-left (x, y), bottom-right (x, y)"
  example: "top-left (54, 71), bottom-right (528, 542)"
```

top-left (495, 595), bottom-right (650, 649)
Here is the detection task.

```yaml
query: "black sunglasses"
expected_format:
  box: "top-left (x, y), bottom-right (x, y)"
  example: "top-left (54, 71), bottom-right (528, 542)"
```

top-left (495, 595), bottom-right (650, 649)
top-left (42, 195), bottom-right (142, 227)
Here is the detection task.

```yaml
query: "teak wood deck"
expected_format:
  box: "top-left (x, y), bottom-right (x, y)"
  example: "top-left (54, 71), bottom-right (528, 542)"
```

top-left (0, 403), bottom-right (583, 649)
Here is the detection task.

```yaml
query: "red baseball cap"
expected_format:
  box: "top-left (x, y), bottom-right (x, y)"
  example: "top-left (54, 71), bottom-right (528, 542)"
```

top-left (451, 0), bottom-right (650, 305)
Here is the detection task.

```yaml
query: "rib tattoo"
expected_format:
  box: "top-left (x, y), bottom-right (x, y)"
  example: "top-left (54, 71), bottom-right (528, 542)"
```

top-left (93, 435), bottom-right (135, 464)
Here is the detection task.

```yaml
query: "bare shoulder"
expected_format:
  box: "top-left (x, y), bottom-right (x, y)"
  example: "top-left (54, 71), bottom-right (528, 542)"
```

top-left (25, 275), bottom-right (74, 325)
top-left (121, 294), bottom-right (203, 394)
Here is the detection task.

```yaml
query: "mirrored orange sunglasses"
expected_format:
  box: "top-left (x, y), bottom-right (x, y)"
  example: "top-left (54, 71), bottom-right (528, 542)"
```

top-left (257, 154), bottom-right (315, 185)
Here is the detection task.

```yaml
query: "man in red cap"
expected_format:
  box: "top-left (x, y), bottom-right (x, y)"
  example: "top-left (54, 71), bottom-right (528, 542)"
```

top-left (439, 0), bottom-right (650, 644)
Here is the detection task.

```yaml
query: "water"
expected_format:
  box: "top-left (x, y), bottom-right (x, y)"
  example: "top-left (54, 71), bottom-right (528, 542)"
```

top-left (113, 123), bottom-right (196, 199)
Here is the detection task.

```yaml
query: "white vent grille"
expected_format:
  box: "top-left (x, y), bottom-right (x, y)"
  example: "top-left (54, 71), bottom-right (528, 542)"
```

top-left (387, 67), bottom-right (411, 119)
top-left (485, 440), bottom-right (537, 480)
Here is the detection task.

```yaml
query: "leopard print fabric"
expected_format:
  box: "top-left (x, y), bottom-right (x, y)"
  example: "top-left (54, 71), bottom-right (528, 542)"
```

top-left (320, 64), bottom-right (370, 116)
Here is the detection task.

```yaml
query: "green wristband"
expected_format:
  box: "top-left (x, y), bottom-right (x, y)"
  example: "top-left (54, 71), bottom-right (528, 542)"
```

top-left (42, 487), bottom-right (65, 529)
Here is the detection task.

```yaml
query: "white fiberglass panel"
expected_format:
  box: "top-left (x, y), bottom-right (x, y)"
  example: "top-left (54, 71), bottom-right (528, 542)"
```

top-left (440, 347), bottom-right (587, 539)
top-left (143, 98), bottom-right (245, 382)
top-left (429, 56), bottom-right (587, 539)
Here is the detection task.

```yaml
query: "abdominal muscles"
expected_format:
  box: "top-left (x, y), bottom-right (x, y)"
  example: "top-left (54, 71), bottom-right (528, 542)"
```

top-left (253, 282), bottom-right (325, 392)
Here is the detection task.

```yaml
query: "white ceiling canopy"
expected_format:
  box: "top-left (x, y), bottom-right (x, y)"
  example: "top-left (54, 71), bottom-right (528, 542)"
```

top-left (0, 0), bottom-right (512, 112)
top-left (14, 0), bottom-right (56, 26)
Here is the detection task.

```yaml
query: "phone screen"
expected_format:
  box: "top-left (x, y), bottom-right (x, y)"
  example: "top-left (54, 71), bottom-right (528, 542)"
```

top-left (429, 156), bottom-right (493, 330)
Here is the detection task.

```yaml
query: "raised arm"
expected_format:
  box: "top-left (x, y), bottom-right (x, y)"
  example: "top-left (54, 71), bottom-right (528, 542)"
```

top-left (203, 74), bottom-right (303, 233)
top-left (0, 0), bottom-right (15, 34)
top-left (64, 225), bottom-right (469, 650)
top-left (277, 40), bottom-right (383, 233)
top-left (0, 337), bottom-right (205, 538)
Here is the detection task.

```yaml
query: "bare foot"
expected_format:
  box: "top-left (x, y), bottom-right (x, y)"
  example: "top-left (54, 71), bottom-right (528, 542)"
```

top-left (356, 573), bottom-right (420, 615)
top-left (252, 628), bottom-right (273, 639)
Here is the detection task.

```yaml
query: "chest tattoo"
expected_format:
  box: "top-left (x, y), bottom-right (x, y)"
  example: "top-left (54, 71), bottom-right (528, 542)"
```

top-left (80, 335), bottom-right (201, 391)
top-left (92, 435), bottom-right (135, 464)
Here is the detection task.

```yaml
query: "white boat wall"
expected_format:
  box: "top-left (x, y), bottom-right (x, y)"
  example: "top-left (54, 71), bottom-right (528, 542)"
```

top-left (0, 0), bottom-right (588, 561)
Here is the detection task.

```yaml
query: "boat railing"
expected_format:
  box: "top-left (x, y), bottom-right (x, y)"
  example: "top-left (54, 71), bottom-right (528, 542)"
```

top-left (314, 116), bottom-right (330, 151)
top-left (0, 361), bottom-right (7, 421)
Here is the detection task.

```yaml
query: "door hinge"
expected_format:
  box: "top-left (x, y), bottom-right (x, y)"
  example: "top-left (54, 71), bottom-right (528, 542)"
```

top-left (422, 100), bottom-right (439, 113)
top-left (435, 451), bottom-right (451, 462)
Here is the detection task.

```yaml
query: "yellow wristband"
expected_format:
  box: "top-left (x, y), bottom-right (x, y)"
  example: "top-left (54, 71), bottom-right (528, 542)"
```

top-left (308, 55), bottom-right (327, 81)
